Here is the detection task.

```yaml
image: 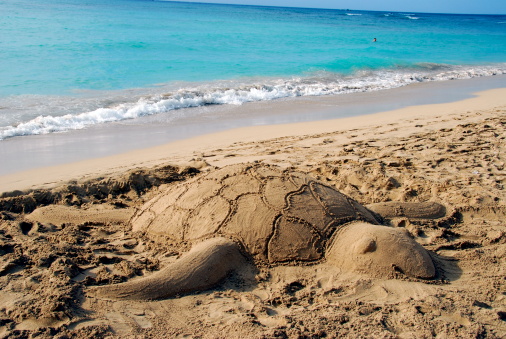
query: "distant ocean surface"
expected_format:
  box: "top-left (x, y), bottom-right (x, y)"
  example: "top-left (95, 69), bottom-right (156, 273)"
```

top-left (1, 0), bottom-right (506, 140)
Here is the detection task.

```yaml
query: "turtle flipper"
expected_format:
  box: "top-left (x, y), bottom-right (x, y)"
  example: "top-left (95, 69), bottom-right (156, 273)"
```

top-left (89, 237), bottom-right (245, 300)
top-left (365, 201), bottom-right (446, 220)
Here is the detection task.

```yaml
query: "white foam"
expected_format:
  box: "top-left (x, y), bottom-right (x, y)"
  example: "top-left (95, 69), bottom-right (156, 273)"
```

top-left (1, 64), bottom-right (505, 140)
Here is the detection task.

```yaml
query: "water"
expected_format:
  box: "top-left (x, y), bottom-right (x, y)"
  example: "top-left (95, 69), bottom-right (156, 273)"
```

top-left (1, 0), bottom-right (506, 140)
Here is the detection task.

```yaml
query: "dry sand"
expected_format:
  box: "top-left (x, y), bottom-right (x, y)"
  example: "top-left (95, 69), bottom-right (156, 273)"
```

top-left (0, 88), bottom-right (505, 338)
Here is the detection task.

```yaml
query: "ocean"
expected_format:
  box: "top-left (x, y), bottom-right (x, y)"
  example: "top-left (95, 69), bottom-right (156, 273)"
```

top-left (1, 0), bottom-right (505, 141)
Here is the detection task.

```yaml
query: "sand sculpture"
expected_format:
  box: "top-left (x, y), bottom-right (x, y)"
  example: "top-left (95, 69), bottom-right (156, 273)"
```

top-left (92, 163), bottom-right (446, 300)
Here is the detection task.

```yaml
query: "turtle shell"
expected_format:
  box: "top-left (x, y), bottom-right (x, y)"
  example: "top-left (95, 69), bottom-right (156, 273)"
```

top-left (131, 163), bottom-right (380, 264)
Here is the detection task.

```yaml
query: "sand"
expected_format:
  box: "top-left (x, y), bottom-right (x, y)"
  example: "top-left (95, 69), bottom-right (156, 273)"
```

top-left (0, 87), bottom-right (505, 338)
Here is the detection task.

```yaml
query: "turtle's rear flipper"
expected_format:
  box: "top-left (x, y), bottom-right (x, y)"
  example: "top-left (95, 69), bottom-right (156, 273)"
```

top-left (89, 237), bottom-right (244, 300)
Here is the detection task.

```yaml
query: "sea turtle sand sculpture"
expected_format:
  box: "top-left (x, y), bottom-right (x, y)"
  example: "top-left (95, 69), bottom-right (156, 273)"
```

top-left (92, 163), bottom-right (445, 300)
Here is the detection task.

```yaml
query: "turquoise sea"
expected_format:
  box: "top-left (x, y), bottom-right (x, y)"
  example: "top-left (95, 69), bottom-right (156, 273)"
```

top-left (1, 0), bottom-right (506, 140)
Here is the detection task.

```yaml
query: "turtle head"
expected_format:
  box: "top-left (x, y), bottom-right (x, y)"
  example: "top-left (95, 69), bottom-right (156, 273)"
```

top-left (327, 222), bottom-right (435, 279)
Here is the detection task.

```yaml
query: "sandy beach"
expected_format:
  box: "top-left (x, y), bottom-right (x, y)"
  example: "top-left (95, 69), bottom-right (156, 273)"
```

top-left (0, 85), bottom-right (505, 338)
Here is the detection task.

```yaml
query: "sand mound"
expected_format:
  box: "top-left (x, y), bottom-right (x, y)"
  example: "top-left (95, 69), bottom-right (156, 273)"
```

top-left (0, 164), bottom-right (194, 214)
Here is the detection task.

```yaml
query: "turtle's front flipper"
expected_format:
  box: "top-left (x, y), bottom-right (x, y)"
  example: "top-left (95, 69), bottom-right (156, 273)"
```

top-left (366, 201), bottom-right (446, 220)
top-left (89, 237), bottom-right (245, 300)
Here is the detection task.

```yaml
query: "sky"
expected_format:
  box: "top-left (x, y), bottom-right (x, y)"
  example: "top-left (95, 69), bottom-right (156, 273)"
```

top-left (172, 0), bottom-right (506, 15)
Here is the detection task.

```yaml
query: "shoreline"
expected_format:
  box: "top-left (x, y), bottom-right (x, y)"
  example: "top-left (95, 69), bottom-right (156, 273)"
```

top-left (1, 84), bottom-right (505, 194)
top-left (1, 75), bottom-right (505, 178)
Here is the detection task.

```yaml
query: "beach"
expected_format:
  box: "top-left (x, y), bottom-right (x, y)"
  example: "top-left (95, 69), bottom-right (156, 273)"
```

top-left (1, 75), bottom-right (506, 191)
top-left (0, 82), bottom-right (505, 338)
top-left (1, 1), bottom-right (506, 337)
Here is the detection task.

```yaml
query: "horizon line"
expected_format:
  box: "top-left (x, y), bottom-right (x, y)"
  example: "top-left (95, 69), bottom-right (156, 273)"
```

top-left (161, 0), bottom-right (506, 16)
